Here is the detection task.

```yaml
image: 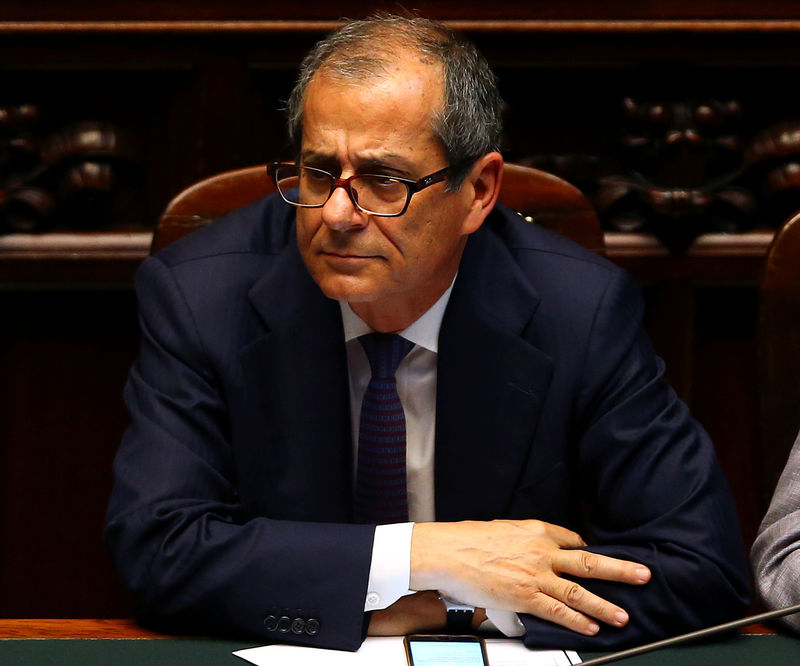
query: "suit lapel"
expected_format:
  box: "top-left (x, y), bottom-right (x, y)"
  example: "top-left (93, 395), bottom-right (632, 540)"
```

top-left (235, 215), bottom-right (554, 523)
top-left (239, 240), bottom-right (354, 522)
top-left (435, 223), bottom-right (554, 521)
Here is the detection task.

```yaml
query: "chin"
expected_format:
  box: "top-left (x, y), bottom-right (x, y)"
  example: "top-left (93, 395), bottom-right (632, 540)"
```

top-left (314, 274), bottom-right (381, 304)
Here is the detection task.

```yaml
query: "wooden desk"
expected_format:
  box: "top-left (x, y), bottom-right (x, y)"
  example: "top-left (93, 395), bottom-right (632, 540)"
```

top-left (0, 618), bottom-right (168, 638)
top-left (0, 617), bottom-right (779, 637)
top-left (0, 619), bottom-right (258, 665)
top-left (1, 619), bottom-right (798, 665)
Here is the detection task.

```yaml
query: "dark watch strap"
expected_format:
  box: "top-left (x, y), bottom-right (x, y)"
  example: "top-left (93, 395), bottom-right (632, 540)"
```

top-left (439, 594), bottom-right (475, 634)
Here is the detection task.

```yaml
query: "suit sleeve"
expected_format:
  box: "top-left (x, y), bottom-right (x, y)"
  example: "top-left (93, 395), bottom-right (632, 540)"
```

top-left (751, 431), bottom-right (800, 633)
top-left (104, 255), bottom-right (374, 650)
top-left (521, 269), bottom-right (751, 649)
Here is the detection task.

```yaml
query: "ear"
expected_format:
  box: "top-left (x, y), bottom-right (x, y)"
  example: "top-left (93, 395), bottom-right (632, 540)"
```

top-left (461, 152), bottom-right (504, 235)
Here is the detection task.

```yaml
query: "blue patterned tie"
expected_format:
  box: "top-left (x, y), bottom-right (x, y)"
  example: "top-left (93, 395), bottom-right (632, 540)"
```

top-left (354, 333), bottom-right (415, 524)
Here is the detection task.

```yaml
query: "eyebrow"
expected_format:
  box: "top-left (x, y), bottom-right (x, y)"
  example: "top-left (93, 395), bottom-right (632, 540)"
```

top-left (300, 150), bottom-right (415, 176)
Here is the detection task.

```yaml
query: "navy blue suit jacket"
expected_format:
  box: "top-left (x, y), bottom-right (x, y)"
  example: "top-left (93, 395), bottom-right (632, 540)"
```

top-left (105, 193), bottom-right (750, 651)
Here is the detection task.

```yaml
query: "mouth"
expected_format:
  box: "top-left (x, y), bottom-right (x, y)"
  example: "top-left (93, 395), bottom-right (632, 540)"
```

top-left (318, 250), bottom-right (384, 274)
top-left (322, 250), bottom-right (380, 260)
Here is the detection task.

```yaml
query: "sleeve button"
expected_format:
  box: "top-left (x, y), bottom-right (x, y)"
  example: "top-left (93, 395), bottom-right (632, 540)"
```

top-left (305, 618), bottom-right (320, 635)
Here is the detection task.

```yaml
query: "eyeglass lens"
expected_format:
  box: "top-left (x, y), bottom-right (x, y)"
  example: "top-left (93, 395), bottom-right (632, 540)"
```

top-left (274, 166), bottom-right (408, 215)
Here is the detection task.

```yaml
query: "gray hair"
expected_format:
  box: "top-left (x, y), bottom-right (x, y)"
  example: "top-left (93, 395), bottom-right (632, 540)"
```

top-left (285, 13), bottom-right (503, 189)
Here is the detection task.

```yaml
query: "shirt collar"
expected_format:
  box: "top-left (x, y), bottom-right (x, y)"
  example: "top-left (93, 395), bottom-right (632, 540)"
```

top-left (339, 277), bottom-right (456, 354)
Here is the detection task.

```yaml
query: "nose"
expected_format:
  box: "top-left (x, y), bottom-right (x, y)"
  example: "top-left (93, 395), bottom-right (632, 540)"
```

top-left (320, 182), bottom-right (366, 231)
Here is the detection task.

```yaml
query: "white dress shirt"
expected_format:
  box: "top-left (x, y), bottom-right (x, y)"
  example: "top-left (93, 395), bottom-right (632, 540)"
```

top-left (339, 283), bottom-right (524, 637)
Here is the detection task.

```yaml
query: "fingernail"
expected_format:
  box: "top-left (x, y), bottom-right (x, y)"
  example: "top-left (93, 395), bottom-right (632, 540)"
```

top-left (636, 567), bottom-right (651, 583)
top-left (614, 610), bottom-right (628, 626)
top-left (586, 622), bottom-right (600, 635)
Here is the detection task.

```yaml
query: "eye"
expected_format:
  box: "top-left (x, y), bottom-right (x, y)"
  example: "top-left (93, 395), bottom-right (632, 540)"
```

top-left (304, 168), bottom-right (332, 183)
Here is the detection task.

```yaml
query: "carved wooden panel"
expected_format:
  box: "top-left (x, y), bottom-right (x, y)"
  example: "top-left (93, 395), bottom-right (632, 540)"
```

top-left (521, 96), bottom-right (800, 252)
top-left (0, 104), bottom-right (141, 233)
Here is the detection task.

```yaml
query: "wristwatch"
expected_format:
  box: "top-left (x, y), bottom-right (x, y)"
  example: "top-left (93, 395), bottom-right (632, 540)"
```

top-left (438, 594), bottom-right (475, 634)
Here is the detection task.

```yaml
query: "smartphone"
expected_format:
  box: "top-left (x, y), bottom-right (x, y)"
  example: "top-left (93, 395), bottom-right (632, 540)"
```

top-left (404, 634), bottom-right (490, 666)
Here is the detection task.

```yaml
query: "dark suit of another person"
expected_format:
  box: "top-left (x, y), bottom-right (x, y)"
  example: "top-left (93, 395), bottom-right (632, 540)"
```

top-left (104, 194), bottom-right (750, 651)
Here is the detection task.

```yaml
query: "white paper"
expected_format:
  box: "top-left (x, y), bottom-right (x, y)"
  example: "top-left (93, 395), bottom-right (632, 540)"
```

top-left (233, 636), bottom-right (581, 666)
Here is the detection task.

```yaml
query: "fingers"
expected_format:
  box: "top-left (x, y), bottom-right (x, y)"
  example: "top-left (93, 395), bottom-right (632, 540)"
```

top-left (520, 550), bottom-right (650, 634)
top-left (483, 520), bottom-right (651, 587)
top-left (523, 519), bottom-right (587, 549)
top-left (531, 577), bottom-right (631, 635)
top-left (526, 593), bottom-right (602, 636)
top-left (554, 548), bottom-right (651, 586)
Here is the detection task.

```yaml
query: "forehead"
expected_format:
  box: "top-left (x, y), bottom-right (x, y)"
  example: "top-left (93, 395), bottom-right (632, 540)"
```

top-left (300, 54), bottom-right (445, 164)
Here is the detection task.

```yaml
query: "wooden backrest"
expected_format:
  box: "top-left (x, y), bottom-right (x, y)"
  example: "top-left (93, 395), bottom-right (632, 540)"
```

top-left (151, 162), bottom-right (604, 254)
top-left (151, 166), bottom-right (277, 254)
top-left (758, 210), bottom-right (800, 509)
top-left (498, 162), bottom-right (604, 254)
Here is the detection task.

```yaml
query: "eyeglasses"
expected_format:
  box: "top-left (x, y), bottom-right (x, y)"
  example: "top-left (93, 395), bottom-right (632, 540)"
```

top-left (267, 162), bottom-right (451, 217)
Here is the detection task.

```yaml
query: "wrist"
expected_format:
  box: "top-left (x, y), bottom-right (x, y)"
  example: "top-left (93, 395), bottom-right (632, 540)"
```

top-left (439, 594), bottom-right (475, 634)
top-left (410, 522), bottom-right (445, 590)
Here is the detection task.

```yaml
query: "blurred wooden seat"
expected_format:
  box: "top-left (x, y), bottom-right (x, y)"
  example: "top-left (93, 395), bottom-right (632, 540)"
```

top-left (758, 209), bottom-right (800, 510)
top-left (151, 162), bottom-right (604, 254)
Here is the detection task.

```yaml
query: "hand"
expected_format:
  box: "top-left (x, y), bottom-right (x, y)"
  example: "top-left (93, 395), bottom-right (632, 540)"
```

top-left (410, 519), bottom-right (651, 636)
top-left (368, 591), bottom-right (489, 636)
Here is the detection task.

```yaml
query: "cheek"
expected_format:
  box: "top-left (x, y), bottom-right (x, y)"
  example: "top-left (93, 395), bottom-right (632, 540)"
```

top-left (400, 226), bottom-right (444, 274)
top-left (417, 215), bottom-right (452, 251)
top-left (416, 216), bottom-right (466, 268)
top-left (295, 212), bottom-right (320, 247)
top-left (397, 210), bottom-right (435, 244)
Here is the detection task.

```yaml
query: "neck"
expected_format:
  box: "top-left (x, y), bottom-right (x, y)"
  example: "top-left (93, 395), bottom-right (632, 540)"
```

top-left (350, 274), bottom-right (456, 333)
top-left (350, 294), bottom-right (438, 333)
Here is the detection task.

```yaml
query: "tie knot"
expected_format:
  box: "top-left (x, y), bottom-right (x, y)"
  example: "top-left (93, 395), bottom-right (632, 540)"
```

top-left (358, 333), bottom-right (414, 379)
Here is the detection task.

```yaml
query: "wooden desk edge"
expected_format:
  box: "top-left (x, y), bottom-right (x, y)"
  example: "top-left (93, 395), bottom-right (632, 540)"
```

top-left (0, 618), bottom-right (777, 639)
top-left (0, 619), bottom-right (171, 639)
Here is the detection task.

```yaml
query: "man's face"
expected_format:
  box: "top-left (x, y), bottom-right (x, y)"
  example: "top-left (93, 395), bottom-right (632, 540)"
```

top-left (295, 55), bottom-right (479, 331)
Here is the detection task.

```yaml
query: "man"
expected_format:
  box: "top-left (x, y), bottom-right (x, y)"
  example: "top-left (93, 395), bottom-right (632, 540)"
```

top-left (751, 429), bottom-right (800, 633)
top-left (105, 13), bottom-right (750, 652)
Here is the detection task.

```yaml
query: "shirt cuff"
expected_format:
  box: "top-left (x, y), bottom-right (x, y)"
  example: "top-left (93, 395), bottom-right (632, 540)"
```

top-left (364, 522), bottom-right (416, 611)
top-left (484, 609), bottom-right (526, 637)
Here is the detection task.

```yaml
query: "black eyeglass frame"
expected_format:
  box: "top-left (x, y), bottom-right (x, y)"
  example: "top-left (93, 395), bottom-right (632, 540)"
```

top-left (267, 162), bottom-right (451, 217)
